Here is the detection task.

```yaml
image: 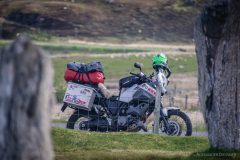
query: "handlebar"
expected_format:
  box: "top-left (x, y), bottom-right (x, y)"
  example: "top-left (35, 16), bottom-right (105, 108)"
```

top-left (130, 72), bottom-right (138, 76)
top-left (130, 72), bottom-right (151, 83)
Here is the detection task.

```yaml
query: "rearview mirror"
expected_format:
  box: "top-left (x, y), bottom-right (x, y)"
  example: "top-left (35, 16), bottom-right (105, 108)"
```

top-left (134, 62), bottom-right (142, 71)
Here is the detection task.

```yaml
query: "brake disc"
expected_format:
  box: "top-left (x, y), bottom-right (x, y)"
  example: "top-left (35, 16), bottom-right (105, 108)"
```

top-left (166, 121), bottom-right (181, 136)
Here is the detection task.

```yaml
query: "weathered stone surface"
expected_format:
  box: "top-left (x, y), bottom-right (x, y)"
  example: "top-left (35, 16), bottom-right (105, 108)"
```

top-left (0, 36), bottom-right (54, 159)
top-left (194, 0), bottom-right (240, 151)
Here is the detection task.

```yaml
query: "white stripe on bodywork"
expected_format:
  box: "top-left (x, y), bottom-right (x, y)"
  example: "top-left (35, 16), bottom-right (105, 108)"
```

top-left (119, 84), bottom-right (138, 103)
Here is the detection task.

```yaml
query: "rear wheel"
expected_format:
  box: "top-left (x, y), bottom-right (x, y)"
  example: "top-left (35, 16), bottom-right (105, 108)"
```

top-left (66, 113), bottom-right (82, 129)
top-left (66, 109), bottom-right (97, 129)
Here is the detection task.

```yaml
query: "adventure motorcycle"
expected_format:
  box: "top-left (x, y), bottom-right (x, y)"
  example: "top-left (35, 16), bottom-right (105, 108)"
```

top-left (61, 62), bottom-right (192, 136)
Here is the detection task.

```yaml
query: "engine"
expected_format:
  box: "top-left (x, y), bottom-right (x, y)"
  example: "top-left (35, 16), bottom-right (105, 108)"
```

top-left (117, 115), bottom-right (148, 132)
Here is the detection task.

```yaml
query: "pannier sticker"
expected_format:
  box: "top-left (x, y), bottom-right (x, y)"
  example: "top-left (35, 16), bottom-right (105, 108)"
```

top-left (80, 90), bottom-right (87, 95)
top-left (68, 85), bottom-right (78, 90)
top-left (64, 93), bottom-right (86, 105)
top-left (134, 86), bottom-right (140, 90)
top-left (84, 89), bottom-right (91, 93)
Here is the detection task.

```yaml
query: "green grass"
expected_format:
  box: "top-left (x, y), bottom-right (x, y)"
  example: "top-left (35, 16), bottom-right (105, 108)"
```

top-left (0, 42), bottom-right (194, 55)
top-left (52, 127), bottom-right (239, 160)
top-left (0, 42), bottom-right (9, 49)
top-left (41, 44), bottom-right (195, 54)
top-left (52, 119), bottom-right (68, 124)
top-left (193, 124), bottom-right (207, 132)
top-left (52, 127), bottom-right (209, 160)
top-left (41, 44), bottom-right (152, 54)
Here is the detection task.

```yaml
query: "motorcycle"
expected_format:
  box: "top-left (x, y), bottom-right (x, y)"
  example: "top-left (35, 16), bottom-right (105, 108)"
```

top-left (61, 62), bottom-right (192, 136)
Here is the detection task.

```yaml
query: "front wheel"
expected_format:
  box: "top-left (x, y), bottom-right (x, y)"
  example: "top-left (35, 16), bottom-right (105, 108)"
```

top-left (161, 110), bottom-right (192, 136)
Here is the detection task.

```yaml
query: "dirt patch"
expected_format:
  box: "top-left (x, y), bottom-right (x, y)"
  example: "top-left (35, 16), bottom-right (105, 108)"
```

top-left (68, 40), bottom-right (195, 49)
top-left (49, 51), bottom-right (196, 59)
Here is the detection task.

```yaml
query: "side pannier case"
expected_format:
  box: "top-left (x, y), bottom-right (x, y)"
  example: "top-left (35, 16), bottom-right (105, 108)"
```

top-left (63, 82), bottom-right (96, 111)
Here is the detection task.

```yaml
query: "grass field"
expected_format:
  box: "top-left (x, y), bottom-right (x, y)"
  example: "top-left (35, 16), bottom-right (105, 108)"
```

top-left (52, 127), bottom-right (239, 160)
top-left (0, 42), bottom-right (194, 54)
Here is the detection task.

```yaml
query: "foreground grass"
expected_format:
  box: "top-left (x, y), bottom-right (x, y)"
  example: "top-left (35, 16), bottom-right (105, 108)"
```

top-left (52, 127), bottom-right (239, 160)
top-left (52, 127), bottom-right (209, 160)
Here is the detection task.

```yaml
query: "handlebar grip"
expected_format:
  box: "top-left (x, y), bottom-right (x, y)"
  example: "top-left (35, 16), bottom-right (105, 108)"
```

top-left (130, 72), bottom-right (138, 76)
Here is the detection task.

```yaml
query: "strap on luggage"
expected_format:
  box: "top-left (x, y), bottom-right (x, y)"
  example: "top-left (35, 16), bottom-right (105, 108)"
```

top-left (71, 65), bottom-right (93, 86)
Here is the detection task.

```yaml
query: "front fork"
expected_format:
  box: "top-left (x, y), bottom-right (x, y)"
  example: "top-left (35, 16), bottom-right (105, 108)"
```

top-left (152, 103), bottom-right (171, 133)
top-left (160, 109), bottom-right (170, 133)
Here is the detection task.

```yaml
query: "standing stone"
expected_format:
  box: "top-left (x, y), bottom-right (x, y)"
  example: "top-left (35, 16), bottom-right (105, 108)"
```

top-left (0, 36), bottom-right (54, 159)
top-left (194, 0), bottom-right (240, 150)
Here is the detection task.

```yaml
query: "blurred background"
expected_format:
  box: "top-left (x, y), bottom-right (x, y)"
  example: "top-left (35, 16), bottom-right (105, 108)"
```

top-left (0, 0), bottom-right (214, 133)
top-left (0, 0), bottom-right (212, 43)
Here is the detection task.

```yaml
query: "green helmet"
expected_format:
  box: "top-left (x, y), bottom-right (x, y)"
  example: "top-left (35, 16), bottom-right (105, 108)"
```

top-left (152, 53), bottom-right (168, 68)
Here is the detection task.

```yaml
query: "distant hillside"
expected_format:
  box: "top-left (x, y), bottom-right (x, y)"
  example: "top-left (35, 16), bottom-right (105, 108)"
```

top-left (0, 0), bottom-right (210, 43)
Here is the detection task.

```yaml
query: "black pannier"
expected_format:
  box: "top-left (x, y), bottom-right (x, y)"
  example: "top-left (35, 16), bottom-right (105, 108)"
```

top-left (119, 76), bottom-right (140, 89)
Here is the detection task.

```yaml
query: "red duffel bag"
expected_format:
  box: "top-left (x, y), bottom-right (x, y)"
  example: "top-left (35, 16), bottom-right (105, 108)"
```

top-left (64, 69), bottom-right (105, 84)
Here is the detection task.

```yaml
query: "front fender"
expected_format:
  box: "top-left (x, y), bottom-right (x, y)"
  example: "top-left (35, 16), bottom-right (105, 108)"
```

top-left (162, 107), bottom-right (180, 116)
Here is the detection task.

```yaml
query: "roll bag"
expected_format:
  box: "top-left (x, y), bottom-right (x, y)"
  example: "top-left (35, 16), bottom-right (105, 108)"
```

top-left (67, 62), bottom-right (85, 71)
top-left (64, 69), bottom-right (104, 84)
top-left (65, 61), bottom-right (104, 84)
top-left (67, 61), bottom-right (104, 72)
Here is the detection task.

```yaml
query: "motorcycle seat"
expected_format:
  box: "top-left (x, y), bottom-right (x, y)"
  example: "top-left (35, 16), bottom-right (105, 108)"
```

top-left (108, 96), bottom-right (118, 101)
top-left (98, 83), bottom-right (119, 99)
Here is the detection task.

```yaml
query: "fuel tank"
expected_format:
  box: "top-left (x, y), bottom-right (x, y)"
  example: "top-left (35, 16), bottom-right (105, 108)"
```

top-left (119, 83), bottom-right (156, 103)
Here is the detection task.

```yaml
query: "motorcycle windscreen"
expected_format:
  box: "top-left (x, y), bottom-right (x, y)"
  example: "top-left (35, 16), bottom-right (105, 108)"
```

top-left (132, 88), bottom-right (155, 103)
